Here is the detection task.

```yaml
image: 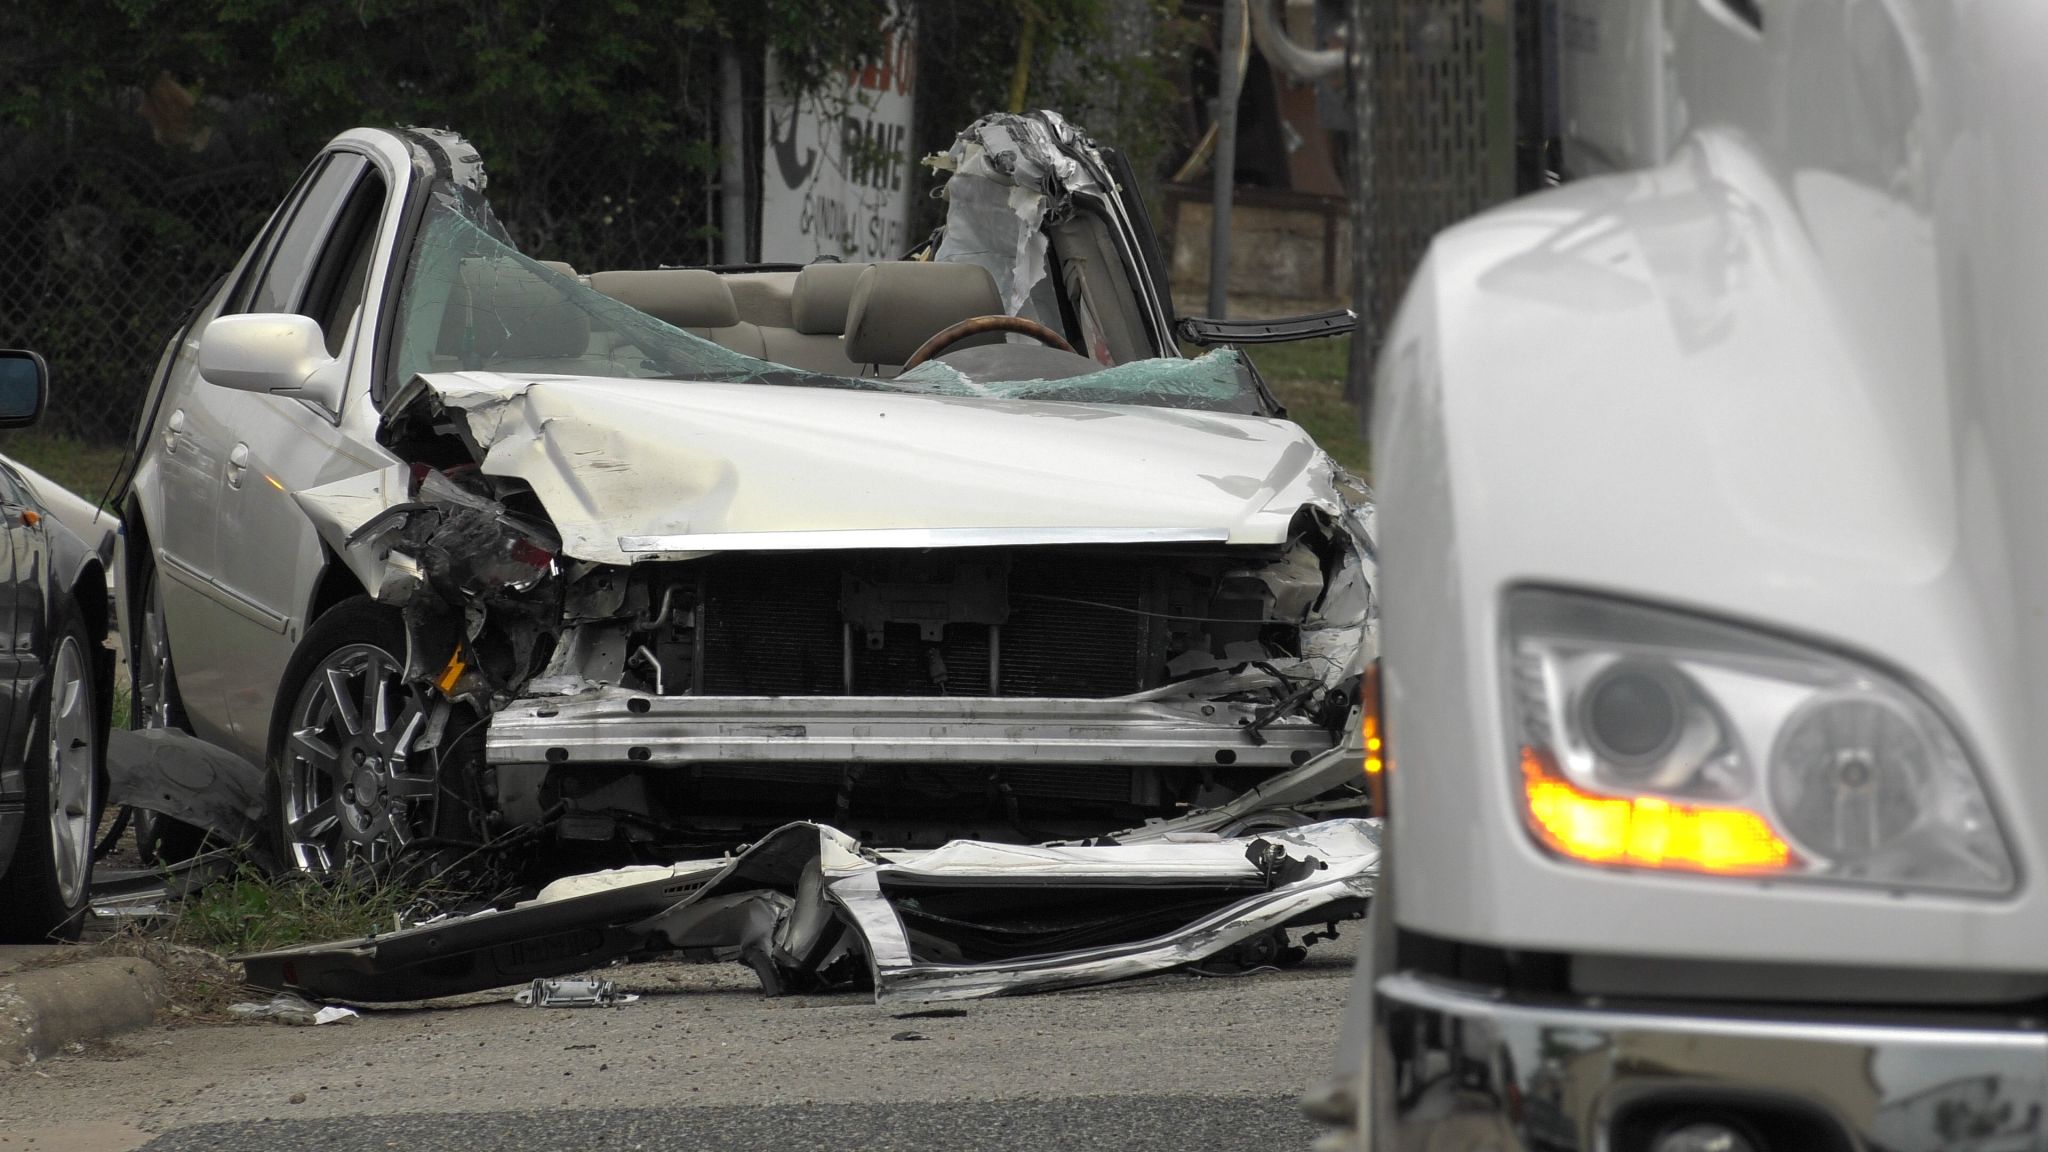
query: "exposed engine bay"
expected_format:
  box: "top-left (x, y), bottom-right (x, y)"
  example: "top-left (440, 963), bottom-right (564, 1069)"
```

top-left (315, 402), bottom-right (1376, 850)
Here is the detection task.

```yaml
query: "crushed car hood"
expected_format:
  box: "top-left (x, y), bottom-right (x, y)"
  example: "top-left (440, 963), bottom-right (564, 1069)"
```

top-left (391, 372), bottom-right (1346, 564)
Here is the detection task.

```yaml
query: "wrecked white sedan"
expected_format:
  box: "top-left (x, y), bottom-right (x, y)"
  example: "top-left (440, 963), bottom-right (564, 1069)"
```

top-left (116, 115), bottom-right (1375, 872)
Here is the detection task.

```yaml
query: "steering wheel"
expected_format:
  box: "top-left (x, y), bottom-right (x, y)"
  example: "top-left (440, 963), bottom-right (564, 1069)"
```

top-left (903, 316), bottom-right (1077, 370)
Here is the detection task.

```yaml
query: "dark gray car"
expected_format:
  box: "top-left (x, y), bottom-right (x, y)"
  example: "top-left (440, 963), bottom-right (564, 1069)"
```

top-left (0, 349), bottom-right (115, 942)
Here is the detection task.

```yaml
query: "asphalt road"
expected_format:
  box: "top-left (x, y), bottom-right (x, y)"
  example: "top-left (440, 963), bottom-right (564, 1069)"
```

top-left (0, 927), bottom-right (1359, 1152)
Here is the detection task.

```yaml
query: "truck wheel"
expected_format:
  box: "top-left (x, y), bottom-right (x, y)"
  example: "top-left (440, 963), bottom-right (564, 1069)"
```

top-left (127, 560), bottom-right (207, 864)
top-left (0, 606), bottom-right (103, 942)
top-left (268, 597), bottom-right (445, 873)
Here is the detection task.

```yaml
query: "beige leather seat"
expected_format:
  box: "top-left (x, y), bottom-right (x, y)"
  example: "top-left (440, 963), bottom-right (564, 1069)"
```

top-left (844, 263), bottom-right (1006, 371)
top-left (757, 263), bottom-right (873, 374)
top-left (587, 269), bottom-right (768, 359)
top-left (723, 271), bottom-right (799, 329)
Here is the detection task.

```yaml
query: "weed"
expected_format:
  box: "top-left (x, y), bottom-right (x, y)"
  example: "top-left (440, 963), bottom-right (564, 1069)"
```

top-left (24, 928), bottom-right (251, 1024)
top-left (168, 861), bottom-right (469, 957)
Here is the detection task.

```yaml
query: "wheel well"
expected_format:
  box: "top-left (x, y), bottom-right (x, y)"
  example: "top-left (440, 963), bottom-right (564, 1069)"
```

top-left (69, 559), bottom-right (114, 738)
top-left (308, 550), bottom-right (368, 625)
top-left (120, 501), bottom-right (152, 667)
top-left (69, 560), bottom-right (109, 643)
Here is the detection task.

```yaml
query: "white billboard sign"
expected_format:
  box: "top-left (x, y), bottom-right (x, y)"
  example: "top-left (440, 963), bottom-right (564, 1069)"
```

top-left (761, 8), bottom-right (919, 263)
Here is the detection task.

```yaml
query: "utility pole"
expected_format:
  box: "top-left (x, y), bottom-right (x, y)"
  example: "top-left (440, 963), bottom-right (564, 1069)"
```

top-left (720, 45), bottom-right (750, 265)
top-left (1207, 0), bottom-right (1247, 319)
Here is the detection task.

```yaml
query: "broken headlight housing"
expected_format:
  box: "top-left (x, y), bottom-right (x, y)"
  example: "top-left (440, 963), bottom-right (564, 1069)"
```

top-left (1504, 588), bottom-right (2014, 895)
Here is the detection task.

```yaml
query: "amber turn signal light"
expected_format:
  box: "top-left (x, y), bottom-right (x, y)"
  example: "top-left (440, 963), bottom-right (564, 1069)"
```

top-left (1520, 746), bottom-right (1792, 873)
top-left (1362, 660), bottom-right (1387, 815)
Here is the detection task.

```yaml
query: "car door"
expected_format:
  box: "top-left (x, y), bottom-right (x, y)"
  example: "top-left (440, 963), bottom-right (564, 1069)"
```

top-left (151, 156), bottom-right (367, 750)
top-left (0, 464), bottom-right (49, 763)
top-left (207, 153), bottom-right (392, 752)
top-left (147, 282), bottom-right (239, 747)
top-left (0, 468), bottom-right (24, 810)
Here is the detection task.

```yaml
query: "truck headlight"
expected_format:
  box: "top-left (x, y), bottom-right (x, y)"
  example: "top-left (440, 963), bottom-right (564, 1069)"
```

top-left (1506, 589), bottom-right (2014, 894)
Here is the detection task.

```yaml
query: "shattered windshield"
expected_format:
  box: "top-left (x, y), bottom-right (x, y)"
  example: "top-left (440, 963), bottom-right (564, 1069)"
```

top-left (392, 196), bottom-right (1263, 414)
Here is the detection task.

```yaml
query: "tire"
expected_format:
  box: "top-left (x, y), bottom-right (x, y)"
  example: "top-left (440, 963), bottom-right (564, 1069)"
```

top-left (267, 597), bottom-right (453, 874)
top-left (128, 560), bottom-right (207, 865)
top-left (0, 604), bottom-right (104, 942)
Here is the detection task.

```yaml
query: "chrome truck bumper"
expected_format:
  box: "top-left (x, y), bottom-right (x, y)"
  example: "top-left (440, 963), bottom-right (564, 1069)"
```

top-left (1344, 970), bottom-right (2048, 1152)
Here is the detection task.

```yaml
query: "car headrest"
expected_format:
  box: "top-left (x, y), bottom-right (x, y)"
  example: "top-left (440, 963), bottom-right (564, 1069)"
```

top-left (455, 260), bottom-right (592, 361)
top-left (588, 269), bottom-right (740, 330)
top-left (790, 262), bottom-right (874, 334)
top-left (843, 263), bottom-right (1006, 366)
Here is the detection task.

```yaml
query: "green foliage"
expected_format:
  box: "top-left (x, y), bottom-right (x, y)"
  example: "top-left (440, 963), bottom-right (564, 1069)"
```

top-left (2, 1), bottom-right (902, 246)
top-left (1248, 332), bottom-right (1353, 385)
top-left (170, 860), bottom-right (461, 957)
top-left (0, 432), bottom-right (128, 506)
top-left (0, 0), bottom-right (1183, 439)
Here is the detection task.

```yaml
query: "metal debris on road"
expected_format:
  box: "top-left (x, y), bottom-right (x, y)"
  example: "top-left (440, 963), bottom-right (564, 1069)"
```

top-left (237, 818), bottom-right (1377, 1006)
top-left (514, 978), bottom-right (639, 1008)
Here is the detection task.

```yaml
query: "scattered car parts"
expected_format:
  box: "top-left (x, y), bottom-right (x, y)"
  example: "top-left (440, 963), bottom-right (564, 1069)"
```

top-left (238, 818), bottom-right (1377, 1005)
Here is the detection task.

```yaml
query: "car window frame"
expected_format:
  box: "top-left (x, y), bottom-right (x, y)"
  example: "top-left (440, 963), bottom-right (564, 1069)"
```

top-left (301, 166), bottom-right (391, 360)
top-left (370, 152), bottom-right (440, 412)
top-left (224, 157), bottom-right (330, 317)
top-left (239, 153), bottom-right (370, 319)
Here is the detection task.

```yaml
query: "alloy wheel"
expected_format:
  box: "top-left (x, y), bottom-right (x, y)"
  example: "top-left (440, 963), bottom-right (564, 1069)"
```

top-left (46, 634), bottom-right (96, 908)
top-left (134, 569), bottom-right (174, 730)
top-left (281, 643), bottom-right (435, 871)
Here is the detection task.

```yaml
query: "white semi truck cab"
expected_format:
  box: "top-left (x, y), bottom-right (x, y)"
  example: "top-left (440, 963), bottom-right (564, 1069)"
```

top-left (1323, 2), bottom-right (2048, 1149)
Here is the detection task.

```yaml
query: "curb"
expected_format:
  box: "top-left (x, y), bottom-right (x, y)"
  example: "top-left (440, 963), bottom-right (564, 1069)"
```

top-left (0, 957), bottom-right (166, 1063)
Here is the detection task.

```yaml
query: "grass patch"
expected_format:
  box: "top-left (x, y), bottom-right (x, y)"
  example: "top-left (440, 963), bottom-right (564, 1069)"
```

top-left (0, 432), bottom-right (127, 504)
top-left (168, 861), bottom-right (462, 957)
top-left (1245, 334), bottom-right (1352, 385)
top-left (1237, 335), bottom-right (1370, 477)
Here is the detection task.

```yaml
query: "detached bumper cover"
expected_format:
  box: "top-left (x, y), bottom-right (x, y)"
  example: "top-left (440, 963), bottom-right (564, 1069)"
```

top-left (240, 818), bottom-right (1378, 1004)
top-left (1368, 970), bottom-right (2048, 1151)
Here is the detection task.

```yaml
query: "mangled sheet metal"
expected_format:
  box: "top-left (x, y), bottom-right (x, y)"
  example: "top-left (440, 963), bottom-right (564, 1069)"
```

top-left (207, 114), bottom-right (1380, 866)
top-left (238, 818), bottom-right (1377, 1005)
top-left (105, 728), bottom-right (269, 848)
top-left (363, 367), bottom-right (1354, 567)
top-left (927, 111), bottom-right (1104, 316)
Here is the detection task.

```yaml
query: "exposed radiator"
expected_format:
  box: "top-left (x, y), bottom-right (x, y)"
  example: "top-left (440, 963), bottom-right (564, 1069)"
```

top-left (687, 548), bottom-right (1188, 699)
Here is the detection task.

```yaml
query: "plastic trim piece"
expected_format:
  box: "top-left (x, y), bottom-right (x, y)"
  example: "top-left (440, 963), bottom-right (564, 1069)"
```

top-left (1177, 309), bottom-right (1357, 346)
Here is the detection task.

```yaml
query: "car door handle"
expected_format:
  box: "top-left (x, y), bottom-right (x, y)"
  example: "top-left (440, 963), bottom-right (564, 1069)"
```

top-left (163, 409), bottom-right (188, 453)
top-left (227, 443), bottom-right (251, 490)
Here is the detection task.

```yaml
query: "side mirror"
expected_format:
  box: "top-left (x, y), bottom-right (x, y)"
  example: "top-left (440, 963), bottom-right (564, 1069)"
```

top-left (198, 314), bottom-right (346, 411)
top-left (0, 350), bottom-right (49, 428)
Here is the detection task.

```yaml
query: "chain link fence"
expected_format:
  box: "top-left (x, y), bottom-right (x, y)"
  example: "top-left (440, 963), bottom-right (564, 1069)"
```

top-left (5, 2), bottom-right (1546, 447)
top-left (0, 147), bottom-right (288, 444)
top-left (0, 127), bottom-right (725, 447)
